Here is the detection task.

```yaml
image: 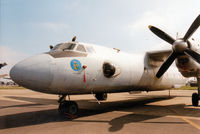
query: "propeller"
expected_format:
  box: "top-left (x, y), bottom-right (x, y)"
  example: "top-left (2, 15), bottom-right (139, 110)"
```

top-left (149, 14), bottom-right (200, 79)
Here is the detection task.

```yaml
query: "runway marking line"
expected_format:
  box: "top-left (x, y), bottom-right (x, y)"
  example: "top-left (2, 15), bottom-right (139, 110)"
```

top-left (167, 115), bottom-right (200, 121)
top-left (166, 107), bottom-right (200, 131)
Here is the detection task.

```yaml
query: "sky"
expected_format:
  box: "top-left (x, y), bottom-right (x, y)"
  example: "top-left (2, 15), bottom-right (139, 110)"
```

top-left (0, 0), bottom-right (200, 74)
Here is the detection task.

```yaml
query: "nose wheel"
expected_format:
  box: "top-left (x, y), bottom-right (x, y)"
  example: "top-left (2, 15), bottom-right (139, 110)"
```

top-left (58, 95), bottom-right (78, 118)
top-left (192, 77), bottom-right (200, 107)
top-left (58, 101), bottom-right (78, 116)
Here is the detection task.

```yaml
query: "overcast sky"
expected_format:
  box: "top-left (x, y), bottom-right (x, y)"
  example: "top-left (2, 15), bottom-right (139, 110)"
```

top-left (0, 0), bottom-right (200, 74)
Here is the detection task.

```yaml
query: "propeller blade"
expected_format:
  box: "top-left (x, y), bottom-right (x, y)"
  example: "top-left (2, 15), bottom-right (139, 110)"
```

top-left (148, 25), bottom-right (175, 45)
top-left (156, 52), bottom-right (178, 79)
top-left (184, 49), bottom-right (200, 64)
top-left (183, 14), bottom-right (200, 41)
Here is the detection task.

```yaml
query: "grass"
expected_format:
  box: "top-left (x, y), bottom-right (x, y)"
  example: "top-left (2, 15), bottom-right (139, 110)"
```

top-left (172, 86), bottom-right (197, 90)
top-left (0, 86), bottom-right (26, 89)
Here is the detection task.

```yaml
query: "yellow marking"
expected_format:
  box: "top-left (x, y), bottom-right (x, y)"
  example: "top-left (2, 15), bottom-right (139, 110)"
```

top-left (166, 107), bottom-right (200, 130)
top-left (180, 116), bottom-right (200, 130)
top-left (73, 61), bottom-right (79, 70)
top-left (154, 76), bottom-right (159, 80)
top-left (166, 115), bottom-right (200, 121)
top-left (148, 25), bottom-right (152, 29)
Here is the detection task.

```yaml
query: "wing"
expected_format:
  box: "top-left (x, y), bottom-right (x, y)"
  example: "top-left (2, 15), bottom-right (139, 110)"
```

top-left (0, 74), bottom-right (8, 78)
top-left (145, 50), bottom-right (172, 68)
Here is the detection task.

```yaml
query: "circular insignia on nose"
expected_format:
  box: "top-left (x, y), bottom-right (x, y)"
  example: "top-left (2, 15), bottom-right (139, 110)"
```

top-left (70, 59), bottom-right (82, 71)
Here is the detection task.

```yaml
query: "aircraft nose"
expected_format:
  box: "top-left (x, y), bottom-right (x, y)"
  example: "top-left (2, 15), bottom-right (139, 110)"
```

top-left (10, 54), bottom-right (53, 92)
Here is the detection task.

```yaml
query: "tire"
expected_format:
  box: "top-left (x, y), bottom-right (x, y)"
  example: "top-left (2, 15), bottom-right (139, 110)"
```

top-left (67, 101), bottom-right (78, 115)
top-left (58, 101), bottom-right (78, 116)
top-left (58, 101), bottom-right (68, 115)
top-left (192, 93), bottom-right (199, 106)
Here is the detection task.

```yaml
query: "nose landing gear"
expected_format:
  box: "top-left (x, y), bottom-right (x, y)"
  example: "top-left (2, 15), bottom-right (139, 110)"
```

top-left (192, 77), bottom-right (200, 107)
top-left (58, 95), bottom-right (78, 118)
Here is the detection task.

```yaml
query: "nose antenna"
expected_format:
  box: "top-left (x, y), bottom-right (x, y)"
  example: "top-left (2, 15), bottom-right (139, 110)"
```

top-left (72, 36), bottom-right (76, 42)
top-left (176, 32), bottom-right (179, 39)
top-left (49, 45), bottom-right (53, 50)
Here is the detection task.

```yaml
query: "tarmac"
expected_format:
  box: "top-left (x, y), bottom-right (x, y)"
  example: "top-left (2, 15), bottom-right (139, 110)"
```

top-left (0, 89), bottom-right (200, 134)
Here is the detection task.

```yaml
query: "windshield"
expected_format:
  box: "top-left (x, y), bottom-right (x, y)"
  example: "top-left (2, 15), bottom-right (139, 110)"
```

top-left (52, 43), bottom-right (76, 51)
top-left (76, 45), bottom-right (86, 52)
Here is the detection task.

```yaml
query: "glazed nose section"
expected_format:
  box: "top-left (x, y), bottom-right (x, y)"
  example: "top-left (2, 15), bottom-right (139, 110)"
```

top-left (10, 54), bottom-right (53, 91)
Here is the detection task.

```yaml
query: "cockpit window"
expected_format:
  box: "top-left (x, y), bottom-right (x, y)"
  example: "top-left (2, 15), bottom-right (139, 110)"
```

top-left (85, 46), bottom-right (95, 53)
top-left (63, 43), bottom-right (75, 51)
top-left (52, 43), bottom-right (76, 51)
top-left (76, 45), bottom-right (86, 52)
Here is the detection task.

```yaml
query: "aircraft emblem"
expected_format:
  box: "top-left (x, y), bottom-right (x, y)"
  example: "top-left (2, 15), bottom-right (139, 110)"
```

top-left (70, 59), bottom-right (82, 71)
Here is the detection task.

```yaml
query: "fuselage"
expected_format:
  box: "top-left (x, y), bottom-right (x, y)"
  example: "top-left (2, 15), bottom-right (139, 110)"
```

top-left (10, 42), bottom-right (186, 95)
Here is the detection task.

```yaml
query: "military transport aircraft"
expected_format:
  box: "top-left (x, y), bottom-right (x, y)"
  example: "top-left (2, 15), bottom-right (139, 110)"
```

top-left (9, 15), bottom-right (199, 116)
top-left (0, 62), bottom-right (7, 69)
top-left (148, 14), bottom-right (200, 106)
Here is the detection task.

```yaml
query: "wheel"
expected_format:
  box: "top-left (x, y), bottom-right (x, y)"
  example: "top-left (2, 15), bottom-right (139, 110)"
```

top-left (95, 93), bottom-right (107, 101)
top-left (58, 101), bottom-right (78, 116)
top-left (192, 93), bottom-right (199, 106)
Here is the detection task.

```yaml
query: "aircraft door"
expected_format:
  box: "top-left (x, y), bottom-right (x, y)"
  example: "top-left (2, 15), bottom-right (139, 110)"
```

top-left (85, 55), bottom-right (103, 90)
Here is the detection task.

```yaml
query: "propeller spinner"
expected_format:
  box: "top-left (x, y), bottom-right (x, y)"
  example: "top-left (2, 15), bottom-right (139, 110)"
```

top-left (149, 14), bottom-right (200, 79)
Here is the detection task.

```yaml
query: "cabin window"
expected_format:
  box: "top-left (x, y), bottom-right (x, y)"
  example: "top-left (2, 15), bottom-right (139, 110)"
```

top-left (76, 45), bottom-right (86, 52)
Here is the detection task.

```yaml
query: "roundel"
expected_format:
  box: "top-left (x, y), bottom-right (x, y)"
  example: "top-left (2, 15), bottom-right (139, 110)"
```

top-left (70, 59), bottom-right (82, 71)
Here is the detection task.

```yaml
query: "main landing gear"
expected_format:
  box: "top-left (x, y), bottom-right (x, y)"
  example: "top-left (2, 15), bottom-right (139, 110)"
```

top-left (192, 78), bottom-right (200, 107)
top-left (95, 93), bottom-right (107, 101)
top-left (58, 95), bottom-right (78, 118)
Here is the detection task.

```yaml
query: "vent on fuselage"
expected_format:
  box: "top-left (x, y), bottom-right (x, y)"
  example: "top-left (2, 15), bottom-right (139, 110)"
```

top-left (103, 62), bottom-right (116, 78)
